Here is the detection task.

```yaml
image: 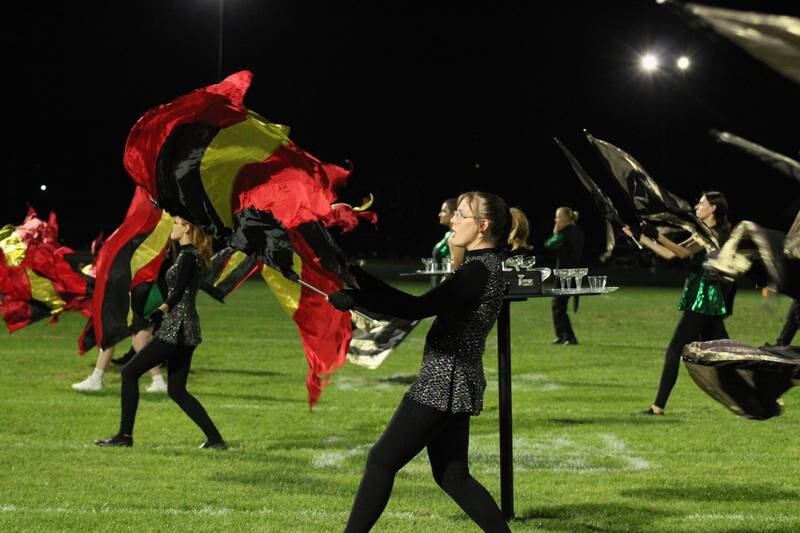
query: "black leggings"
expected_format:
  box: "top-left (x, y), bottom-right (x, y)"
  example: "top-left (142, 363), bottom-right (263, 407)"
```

top-left (119, 338), bottom-right (221, 441)
top-left (654, 310), bottom-right (729, 409)
top-left (344, 396), bottom-right (509, 533)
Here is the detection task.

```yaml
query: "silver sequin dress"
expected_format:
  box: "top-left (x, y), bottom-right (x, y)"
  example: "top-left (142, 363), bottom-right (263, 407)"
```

top-left (156, 244), bottom-right (203, 347)
top-left (352, 249), bottom-right (505, 415)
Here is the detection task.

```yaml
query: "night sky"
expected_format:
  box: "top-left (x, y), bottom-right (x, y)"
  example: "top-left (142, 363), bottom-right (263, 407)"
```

top-left (7, 0), bottom-right (800, 262)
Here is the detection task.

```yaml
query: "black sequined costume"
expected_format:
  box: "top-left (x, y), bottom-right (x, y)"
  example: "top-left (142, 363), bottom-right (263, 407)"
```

top-left (351, 248), bottom-right (504, 415)
top-left (113, 244), bottom-right (223, 445)
top-left (156, 244), bottom-right (203, 346)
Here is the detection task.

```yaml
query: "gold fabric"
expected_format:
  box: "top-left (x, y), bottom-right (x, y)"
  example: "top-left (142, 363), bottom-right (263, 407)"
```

top-left (200, 111), bottom-right (290, 229)
top-left (26, 269), bottom-right (65, 314)
top-left (0, 226), bottom-right (27, 266)
top-left (214, 249), bottom-right (248, 287)
top-left (261, 254), bottom-right (303, 317)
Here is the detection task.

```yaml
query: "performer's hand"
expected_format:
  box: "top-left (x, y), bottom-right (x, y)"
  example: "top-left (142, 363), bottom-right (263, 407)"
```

top-left (640, 222), bottom-right (659, 240)
top-left (328, 290), bottom-right (357, 311)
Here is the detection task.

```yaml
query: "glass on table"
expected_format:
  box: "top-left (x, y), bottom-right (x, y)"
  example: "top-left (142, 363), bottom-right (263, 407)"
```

top-left (552, 269), bottom-right (567, 291)
top-left (573, 267), bottom-right (588, 291)
top-left (421, 258), bottom-right (434, 272)
top-left (588, 275), bottom-right (607, 291)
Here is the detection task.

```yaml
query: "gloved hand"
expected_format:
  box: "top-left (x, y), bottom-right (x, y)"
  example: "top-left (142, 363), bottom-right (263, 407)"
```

top-left (327, 290), bottom-right (357, 311)
top-left (148, 309), bottom-right (164, 328)
top-left (640, 222), bottom-right (659, 240)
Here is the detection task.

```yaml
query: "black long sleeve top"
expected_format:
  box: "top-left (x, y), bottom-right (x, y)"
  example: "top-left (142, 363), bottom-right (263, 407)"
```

top-left (156, 244), bottom-right (203, 346)
top-left (349, 248), bottom-right (505, 415)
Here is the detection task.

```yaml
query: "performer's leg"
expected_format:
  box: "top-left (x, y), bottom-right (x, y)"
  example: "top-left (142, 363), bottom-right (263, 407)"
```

top-left (777, 301), bottom-right (800, 345)
top-left (345, 397), bottom-right (447, 533)
top-left (119, 339), bottom-right (172, 436)
top-left (427, 415), bottom-right (510, 533)
top-left (166, 344), bottom-right (223, 443)
top-left (653, 312), bottom-right (705, 410)
top-left (551, 296), bottom-right (571, 341)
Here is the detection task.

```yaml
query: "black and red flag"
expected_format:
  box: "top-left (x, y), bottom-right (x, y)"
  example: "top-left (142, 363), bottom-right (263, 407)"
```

top-left (78, 186), bottom-right (172, 353)
top-left (0, 208), bottom-right (92, 333)
top-left (122, 70), bottom-right (356, 406)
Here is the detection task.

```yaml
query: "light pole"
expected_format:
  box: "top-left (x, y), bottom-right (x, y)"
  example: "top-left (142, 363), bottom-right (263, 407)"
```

top-left (217, 0), bottom-right (224, 80)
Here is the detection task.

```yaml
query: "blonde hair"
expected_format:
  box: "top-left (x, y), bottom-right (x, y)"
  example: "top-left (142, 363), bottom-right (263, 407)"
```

top-left (508, 207), bottom-right (532, 251)
top-left (557, 206), bottom-right (579, 224)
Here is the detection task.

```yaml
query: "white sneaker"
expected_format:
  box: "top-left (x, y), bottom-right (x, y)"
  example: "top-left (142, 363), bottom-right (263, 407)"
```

top-left (72, 376), bottom-right (102, 391)
top-left (145, 380), bottom-right (168, 393)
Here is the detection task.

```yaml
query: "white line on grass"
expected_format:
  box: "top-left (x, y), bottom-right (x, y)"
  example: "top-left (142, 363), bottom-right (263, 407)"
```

top-left (0, 504), bottom-right (447, 521)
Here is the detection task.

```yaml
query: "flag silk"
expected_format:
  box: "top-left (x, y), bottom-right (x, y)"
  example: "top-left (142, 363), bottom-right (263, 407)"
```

top-left (555, 138), bottom-right (632, 261)
top-left (686, 4), bottom-right (800, 86)
top-left (79, 186), bottom-right (172, 353)
top-left (347, 309), bottom-right (419, 370)
top-left (710, 130), bottom-right (800, 184)
top-left (123, 70), bottom-right (358, 406)
top-left (683, 339), bottom-right (799, 420)
top-left (586, 132), bottom-right (720, 251)
top-left (261, 224), bottom-right (352, 407)
top-left (123, 69), bottom-right (350, 280)
top-left (0, 208), bottom-right (91, 333)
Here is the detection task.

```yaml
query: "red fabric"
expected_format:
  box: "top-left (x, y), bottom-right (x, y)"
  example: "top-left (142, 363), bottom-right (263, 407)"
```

top-left (86, 186), bottom-right (167, 351)
top-left (232, 142), bottom-right (349, 230)
top-left (324, 204), bottom-right (379, 233)
top-left (0, 210), bottom-right (91, 333)
top-left (124, 71), bottom-right (252, 197)
top-left (289, 229), bottom-right (351, 407)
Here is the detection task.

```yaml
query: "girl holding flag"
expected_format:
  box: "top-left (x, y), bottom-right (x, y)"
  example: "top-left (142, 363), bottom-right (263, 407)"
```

top-left (329, 191), bottom-right (512, 533)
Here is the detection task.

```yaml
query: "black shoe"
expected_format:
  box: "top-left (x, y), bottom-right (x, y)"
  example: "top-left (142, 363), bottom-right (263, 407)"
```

top-left (95, 434), bottom-right (133, 447)
top-left (640, 407), bottom-right (664, 416)
top-left (200, 439), bottom-right (228, 450)
top-left (111, 347), bottom-right (136, 367)
top-left (563, 338), bottom-right (578, 345)
top-left (552, 337), bottom-right (566, 344)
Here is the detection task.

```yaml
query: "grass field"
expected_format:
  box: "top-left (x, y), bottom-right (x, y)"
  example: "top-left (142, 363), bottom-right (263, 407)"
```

top-left (1, 281), bottom-right (799, 532)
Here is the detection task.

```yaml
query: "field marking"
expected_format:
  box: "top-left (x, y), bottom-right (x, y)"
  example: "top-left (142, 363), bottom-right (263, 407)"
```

top-left (0, 503), bottom-right (446, 521)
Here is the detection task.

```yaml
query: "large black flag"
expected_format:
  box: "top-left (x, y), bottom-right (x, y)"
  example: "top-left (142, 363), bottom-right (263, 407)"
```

top-left (586, 132), bottom-right (721, 251)
top-left (554, 138), bottom-right (640, 260)
top-left (684, 4), bottom-right (800, 86)
top-left (683, 339), bottom-right (799, 420)
top-left (710, 130), bottom-right (800, 185)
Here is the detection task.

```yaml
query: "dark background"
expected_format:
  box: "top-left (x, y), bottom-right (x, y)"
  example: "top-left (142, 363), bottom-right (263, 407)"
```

top-left (6, 0), bottom-right (800, 264)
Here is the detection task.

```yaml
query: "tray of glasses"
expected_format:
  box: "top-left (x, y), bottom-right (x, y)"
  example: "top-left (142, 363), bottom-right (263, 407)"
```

top-left (544, 286), bottom-right (619, 296)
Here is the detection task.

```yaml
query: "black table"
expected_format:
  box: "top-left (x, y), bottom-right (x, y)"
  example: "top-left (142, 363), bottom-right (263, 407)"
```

top-left (496, 287), bottom-right (617, 519)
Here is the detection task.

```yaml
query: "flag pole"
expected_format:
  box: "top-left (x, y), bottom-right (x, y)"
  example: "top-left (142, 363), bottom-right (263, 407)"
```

top-left (297, 278), bottom-right (374, 323)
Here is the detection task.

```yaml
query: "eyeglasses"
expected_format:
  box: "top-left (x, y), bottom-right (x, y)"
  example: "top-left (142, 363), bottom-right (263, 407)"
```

top-left (452, 209), bottom-right (480, 221)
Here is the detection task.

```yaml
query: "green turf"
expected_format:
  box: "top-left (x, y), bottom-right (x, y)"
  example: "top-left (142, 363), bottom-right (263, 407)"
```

top-left (1, 282), bottom-right (798, 532)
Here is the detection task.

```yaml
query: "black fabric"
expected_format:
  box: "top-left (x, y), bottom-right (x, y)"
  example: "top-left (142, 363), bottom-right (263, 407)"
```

top-left (551, 295), bottom-right (576, 342)
top-left (119, 338), bottom-right (221, 441)
top-left (164, 245), bottom-right (199, 310)
top-left (654, 311), bottom-right (729, 409)
top-left (344, 396), bottom-right (509, 533)
top-left (230, 208), bottom-right (296, 280)
top-left (348, 251), bottom-right (492, 321)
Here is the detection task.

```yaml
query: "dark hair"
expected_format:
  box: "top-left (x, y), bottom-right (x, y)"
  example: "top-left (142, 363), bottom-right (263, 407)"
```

top-left (703, 191), bottom-right (730, 237)
top-left (457, 191), bottom-right (512, 247)
top-left (443, 198), bottom-right (457, 213)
